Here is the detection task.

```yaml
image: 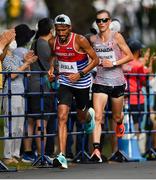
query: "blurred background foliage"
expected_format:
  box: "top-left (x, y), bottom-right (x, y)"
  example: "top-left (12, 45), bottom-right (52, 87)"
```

top-left (44, 0), bottom-right (96, 34)
top-left (0, 0), bottom-right (156, 57)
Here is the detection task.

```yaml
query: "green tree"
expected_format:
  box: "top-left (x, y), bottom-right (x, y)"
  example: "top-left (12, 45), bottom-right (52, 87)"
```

top-left (44, 0), bottom-right (96, 34)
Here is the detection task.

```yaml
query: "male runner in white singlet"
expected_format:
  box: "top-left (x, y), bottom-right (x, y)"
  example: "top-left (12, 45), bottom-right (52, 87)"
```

top-left (89, 9), bottom-right (133, 163)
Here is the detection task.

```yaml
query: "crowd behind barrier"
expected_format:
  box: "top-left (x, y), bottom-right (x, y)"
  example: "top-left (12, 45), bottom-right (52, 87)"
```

top-left (0, 71), bottom-right (156, 168)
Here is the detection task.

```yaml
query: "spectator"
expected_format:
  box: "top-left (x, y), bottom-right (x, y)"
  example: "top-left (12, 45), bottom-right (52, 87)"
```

top-left (22, 17), bottom-right (54, 163)
top-left (13, 24), bottom-right (35, 59)
top-left (122, 39), bottom-right (152, 154)
top-left (146, 52), bottom-right (156, 155)
top-left (13, 23), bottom-right (36, 157)
top-left (2, 38), bottom-right (37, 165)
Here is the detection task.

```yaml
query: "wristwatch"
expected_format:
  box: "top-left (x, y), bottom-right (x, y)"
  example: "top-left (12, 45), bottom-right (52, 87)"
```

top-left (112, 61), bottom-right (117, 67)
top-left (79, 71), bottom-right (85, 78)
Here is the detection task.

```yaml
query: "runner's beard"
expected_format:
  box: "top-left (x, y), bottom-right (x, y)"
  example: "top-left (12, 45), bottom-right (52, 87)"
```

top-left (59, 34), bottom-right (70, 44)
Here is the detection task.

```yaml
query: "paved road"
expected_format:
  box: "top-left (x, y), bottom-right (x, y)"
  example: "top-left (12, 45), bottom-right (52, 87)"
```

top-left (0, 161), bottom-right (156, 179)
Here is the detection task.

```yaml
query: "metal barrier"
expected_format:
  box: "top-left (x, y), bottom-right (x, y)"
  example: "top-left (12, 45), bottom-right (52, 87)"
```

top-left (0, 71), bottom-right (156, 170)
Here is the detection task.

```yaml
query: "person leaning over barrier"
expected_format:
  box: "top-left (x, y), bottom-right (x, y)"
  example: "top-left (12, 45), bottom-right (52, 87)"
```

top-left (89, 9), bottom-right (133, 163)
top-left (48, 14), bottom-right (99, 169)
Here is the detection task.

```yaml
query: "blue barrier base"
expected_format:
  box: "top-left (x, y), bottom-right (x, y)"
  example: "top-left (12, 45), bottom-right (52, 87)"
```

top-left (143, 148), bottom-right (156, 160)
top-left (73, 150), bottom-right (91, 163)
top-left (0, 160), bottom-right (17, 172)
top-left (32, 155), bottom-right (53, 168)
top-left (108, 149), bottom-right (131, 162)
top-left (118, 137), bottom-right (146, 162)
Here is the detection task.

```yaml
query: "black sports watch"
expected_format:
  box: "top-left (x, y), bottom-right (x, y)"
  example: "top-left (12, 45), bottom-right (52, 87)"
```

top-left (79, 71), bottom-right (85, 78)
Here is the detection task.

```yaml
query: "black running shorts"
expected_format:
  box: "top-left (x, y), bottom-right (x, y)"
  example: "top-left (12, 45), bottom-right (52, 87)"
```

top-left (58, 84), bottom-right (90, 110)
top-left (92, 83), bottom-right (126, 98)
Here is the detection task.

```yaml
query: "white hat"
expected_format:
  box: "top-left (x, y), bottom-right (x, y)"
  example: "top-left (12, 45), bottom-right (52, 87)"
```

top-left (54, 14), bottom-right (71, 26)
top-left (109, 19), bottom-right (121, 32)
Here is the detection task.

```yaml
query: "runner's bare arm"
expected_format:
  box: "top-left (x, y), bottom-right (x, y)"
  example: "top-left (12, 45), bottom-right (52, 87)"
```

top-left (76, 34), bottom-right (99, 74)
top-left (102, 32), bottom-right (133, 68)
top-left (48, 37), bottom-right (57, 80)
top-left (114, 32), bottom-right (133, 65)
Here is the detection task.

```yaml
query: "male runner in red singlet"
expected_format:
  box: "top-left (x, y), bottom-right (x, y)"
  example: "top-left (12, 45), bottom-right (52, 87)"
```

top-left (89, 9), bottom-right (133, 163)
top-left (48, 14), bottom-right (99, 168)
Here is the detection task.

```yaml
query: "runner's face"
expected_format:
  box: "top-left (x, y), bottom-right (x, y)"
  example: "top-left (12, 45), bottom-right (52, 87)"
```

top-left (96, 12), bottom-right (110, 33)
top-left (55, 24), bottom-right (71, 43)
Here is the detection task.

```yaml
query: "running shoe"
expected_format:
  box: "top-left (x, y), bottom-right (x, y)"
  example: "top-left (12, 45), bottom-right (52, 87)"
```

top-left (84, 107), bottom-right (95, 134)
top-left (66, 152), bottom-right (74, 162)
top-left (22, 153), bottom-right (37, 163)
top-left (12, 156), bottom-right (21, 163)
top-left (115, 123), bottom-right (125, 137)
top-left (53, 152), bottom-right (68, 169)
top-left (90, 148), bottom-right (103, 163)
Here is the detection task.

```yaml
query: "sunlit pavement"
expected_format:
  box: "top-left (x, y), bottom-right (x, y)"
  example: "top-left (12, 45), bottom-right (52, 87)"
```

top-left (0, 161), bottom-right (156, 179)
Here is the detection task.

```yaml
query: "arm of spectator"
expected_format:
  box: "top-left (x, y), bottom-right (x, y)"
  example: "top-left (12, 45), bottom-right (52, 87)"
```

top-left (138, 64), bottom-right (151, 86)
top-left (143, 52), bottom-right (156, 76)
top-left (0, 29), bottom-right (15, 62)
top-left (11, 51), bottom-right (38, 79)
top-left (0, 29), bottom-right (15, 54)
top-left (149, 53), bottom-right (156, 74)
top-left (23, 50), bottom-right (38, 65)
top-left (142, 48), bottom-right (151, 66)
top-left (0, 44), bottom-right (9, 61)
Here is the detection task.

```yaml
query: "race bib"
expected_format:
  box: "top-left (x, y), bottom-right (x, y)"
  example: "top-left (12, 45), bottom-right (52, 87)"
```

top-left (58, 61), bottom-right (78, 73)
top-left (99, 51), bottom-right (116, 62)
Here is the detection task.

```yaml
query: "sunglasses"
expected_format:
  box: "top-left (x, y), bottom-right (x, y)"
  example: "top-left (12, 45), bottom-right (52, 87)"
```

top-left (96, 18), bottom-right (110, 24)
